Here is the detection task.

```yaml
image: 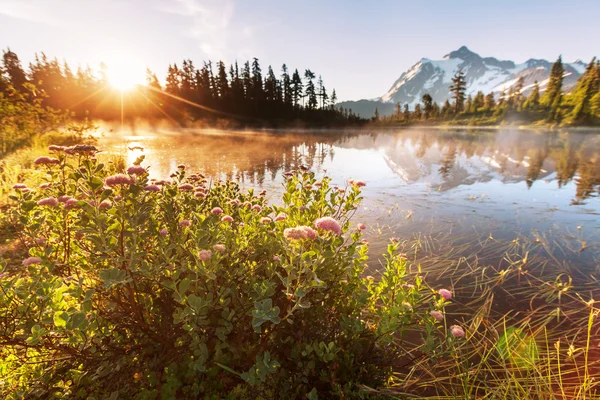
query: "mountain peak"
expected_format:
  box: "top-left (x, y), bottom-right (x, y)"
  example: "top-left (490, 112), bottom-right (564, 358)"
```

top-left (445, 45), bottom-right (479, 60)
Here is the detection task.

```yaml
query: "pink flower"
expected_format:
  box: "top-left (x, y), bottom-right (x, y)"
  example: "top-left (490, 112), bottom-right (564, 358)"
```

top-left (251, 205), bottom-right (262, 212)
top-left (48, 145), bottom-right (66, 152)
top-left (12, 183), bottom-right (27, 189)
top-left (114, 196), bottom-right (123, 201)
top-left (260, 190), bottom-right (267, 196)
top-left (198, 249), bottom-right (212, 261)
top-left (58, 195), bottom-right (73, 203)
top-left (35, 238), bottom-right (46, 245)
top-left (0, 272), bottom-right (9, 280)
top-left (39, 183), bottom-right (52, 189)
top-left (99, 200), bottom-right (112, 210)
top-left (21, 188), bottom-right (32, 193)
top-left (304, 184), bottom-right (313, 190)
top-left (211, 207), bottom-right (223, 214)
top-left (283, 171), bottom-right (294, 177)
top-left (284, 226), bottom-right (318, 241)
top-left (314, 181), bottom-right (323, 187)
top-left (105, 174), bottom-right (133, 187)
top-left (194, 186), bottom-right (205, 192)
top-left (179, 219), bottom-right (191, 227)
top-left (195, 192), bottom-right (206, 198)
top-left (213, 244), bottom-right (226, 252)
top-left (144, 184), bottom-right (160, 192)
top-left (260, 217), bottom-right (272, 224)
top-left (23, 256), bottom-right (42, 266)
top-left (127, 165), bottom-right (146, 175)
top-left (178, 184), bottom-right (194, 191)
top-left (450, 325), bottom-right (465, 338)
top-left (438, 289), bottom-right (453, 301)
top-left (242, 201), bottom-right (252, 208)
top-left (274, 213), bottom-right (287, 222)
top-left (314, 217), bottom-right (342, 235)
top-left (37, 197), bottom-right (59, 207)
top-left (64, 199), bottom-right (79, 209)
top-left (273, 255), bottom-right (280, 261)
top-left (357, 223), bottom-right (366, 231)
top-left (390, 237), bottom-right (399, 243)
top-left (34, 156), bottom-right (60, 166)
top-left (238, 223), bottom-right (245, 228)
top-left (177, 164), bottom-right (186, 169)
top-left (221, 215), bottom-right (233, 222)
top-left (159, 229), bottom-right (168, 236)
top-left (349, 179), bottom-right (366, 187)
top-left (229, 199), bottom-right (240, 206)
top-left (430, 310), bottom-right (444, 321)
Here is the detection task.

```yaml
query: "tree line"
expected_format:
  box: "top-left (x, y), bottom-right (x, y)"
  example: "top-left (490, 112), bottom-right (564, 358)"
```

top-left (374, 56), bottom-right (600, 125)
top-left (0, 48), bottom-right (363, 126)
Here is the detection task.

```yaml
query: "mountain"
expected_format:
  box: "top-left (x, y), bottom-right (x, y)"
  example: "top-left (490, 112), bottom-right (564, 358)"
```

top-left (338, 46), bottom-right (588, 118)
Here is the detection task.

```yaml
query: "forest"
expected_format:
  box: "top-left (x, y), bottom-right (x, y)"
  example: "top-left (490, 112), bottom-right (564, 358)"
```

top-left (0, 48), bottom-right (361, 126)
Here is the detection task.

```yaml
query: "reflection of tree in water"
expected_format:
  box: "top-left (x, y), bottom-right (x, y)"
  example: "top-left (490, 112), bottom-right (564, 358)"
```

top-left (438, 143), bottom-right (457, 178)
top-left (365, 129), bottom-right (600, 202)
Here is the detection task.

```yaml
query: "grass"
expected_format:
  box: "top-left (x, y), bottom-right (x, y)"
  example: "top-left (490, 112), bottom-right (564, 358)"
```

top-left (379, 229), bottom-right (600, 398)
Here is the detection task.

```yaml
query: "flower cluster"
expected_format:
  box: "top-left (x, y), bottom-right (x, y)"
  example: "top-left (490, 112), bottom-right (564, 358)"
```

top-left (284, 226), bottom-right (318, 240)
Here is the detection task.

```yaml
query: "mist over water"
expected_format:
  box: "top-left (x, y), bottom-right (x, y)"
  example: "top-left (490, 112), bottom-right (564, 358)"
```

top-left (97, 126), bottom-right (600, 270)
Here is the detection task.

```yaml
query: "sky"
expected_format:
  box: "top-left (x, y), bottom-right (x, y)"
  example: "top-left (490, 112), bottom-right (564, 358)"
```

top-left (1, 0), bottom-right (599, 101)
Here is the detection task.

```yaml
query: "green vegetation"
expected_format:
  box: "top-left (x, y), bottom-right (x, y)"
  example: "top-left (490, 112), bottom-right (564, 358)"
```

top-left (376, 57), bottom-right (600, 127)
top-left (0, 151), bottom-right (462, 398)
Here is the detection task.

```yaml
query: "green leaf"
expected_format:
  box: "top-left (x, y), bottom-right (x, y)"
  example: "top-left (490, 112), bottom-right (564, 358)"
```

top-left (53, 311), bottom-right (70, 328)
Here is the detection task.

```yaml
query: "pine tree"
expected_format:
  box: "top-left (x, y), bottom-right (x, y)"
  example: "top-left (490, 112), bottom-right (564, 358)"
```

top-left (304, 69), bottom-right (317, 110)
top-left (291, 69), bottom-right (303, 108)
top-left (441, 99), bottom-right (452, 116)
top-left (403, 104), bottom-right (410, 121)
top-left (373, 107), bottom-right (380, 121)
top-left (281, 64), bottom-right (292, 106)
top-left (2, 48), bottom-right (28, 91)
top-left (145, 68), bottom-right (161, 90)
top-left (165, 64), bottom-right (180, 94)
top-left (524, 81), bottom-right (539, 110)
top-left (330, 89), bottom-right (337, 110)
top-left (465, 95), bottom-right (473, 113)
top-left (449, 69), bottom-right (467, 113)
top-left (422, 93), bottom-right (433, 120)
top-left (472, 91), bottom-right (485, 112)
top-left (542, 56), bottom-right (564, 109)
top-left (414, 104), bottom-right (422, 120)
top-left (395, 102), bottom-right (401, 120)
top-left (570, 57), bottom-right (599, 121)
top-left (514, 76), bottom-right (525, 110)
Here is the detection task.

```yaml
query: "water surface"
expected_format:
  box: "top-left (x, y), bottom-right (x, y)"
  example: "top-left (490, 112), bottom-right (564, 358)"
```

top-left (97, 127), bottom-right (600, 270)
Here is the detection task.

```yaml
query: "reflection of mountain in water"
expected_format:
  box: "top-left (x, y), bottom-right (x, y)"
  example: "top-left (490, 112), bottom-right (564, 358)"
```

top-left (99, 128), bottom-right (600, 203)
top-left (332, 130), bottom-right (600, 202)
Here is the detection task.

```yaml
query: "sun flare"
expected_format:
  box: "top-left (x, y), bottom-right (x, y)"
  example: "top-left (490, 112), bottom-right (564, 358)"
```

top-left (106, 63), bottom-right (144, 91)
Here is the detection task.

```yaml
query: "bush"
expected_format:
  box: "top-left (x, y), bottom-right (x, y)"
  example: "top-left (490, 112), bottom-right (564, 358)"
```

top-left (0, 148), bottom-right (451, 399)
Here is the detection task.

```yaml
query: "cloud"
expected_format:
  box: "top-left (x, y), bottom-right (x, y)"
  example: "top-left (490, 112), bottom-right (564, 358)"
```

top-left (158, 0), bottom-right (250, 61)
top-left (0, 0), bottom-right (61, 25)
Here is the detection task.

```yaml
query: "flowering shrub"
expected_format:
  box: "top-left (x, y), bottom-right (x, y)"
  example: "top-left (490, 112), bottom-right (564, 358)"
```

top-left (0, 147), bottom-right (459, 399)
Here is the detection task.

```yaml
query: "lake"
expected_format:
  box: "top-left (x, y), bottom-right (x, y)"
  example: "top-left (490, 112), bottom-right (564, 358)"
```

top-left (97, 126), bottom-right (600, 278)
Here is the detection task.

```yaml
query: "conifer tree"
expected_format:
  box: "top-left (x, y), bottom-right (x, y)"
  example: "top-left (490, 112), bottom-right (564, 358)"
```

top-left (395, 102), bottom-right (401, 120)
top-left (449, 69), bottom-right (467, 113)
top-left (403, 104), bottom-right (410, 121)
top-left (442, 99), bottom-right (452, 116)
top-left (291, 69), bottom-right (303, 108)
top-left (330, 89), bottom-right (337, 110)
top-left (304, 69), bottom-right (317, 110)
top-left (570, 57), bottom-right (599, 121)
top-left (422, 93), bottom-right (433, 120)
top-left (373, 107), bottom-right (380, 121)
top-left (524, 81), bottom-right (539, 110)
top-left (414, 104), bottom-right (422, 120)
top-left (542, 56), bottom-right (564, 109)
top-left (281, 64), bottom-right (292, 106)
top-left (2, 49), bottom-right (28, 91)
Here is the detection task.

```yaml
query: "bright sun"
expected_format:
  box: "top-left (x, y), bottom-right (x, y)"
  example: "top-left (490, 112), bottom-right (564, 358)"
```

top-left (106, 63), bottom-right (144, 91)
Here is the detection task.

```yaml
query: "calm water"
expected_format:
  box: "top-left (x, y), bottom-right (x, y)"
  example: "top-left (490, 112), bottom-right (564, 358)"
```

top-left (97, 127), bottom-right (600, 268)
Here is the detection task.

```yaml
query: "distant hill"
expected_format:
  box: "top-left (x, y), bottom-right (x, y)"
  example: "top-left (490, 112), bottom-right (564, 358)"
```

top-left (337, 46), bottom-right (587, 118)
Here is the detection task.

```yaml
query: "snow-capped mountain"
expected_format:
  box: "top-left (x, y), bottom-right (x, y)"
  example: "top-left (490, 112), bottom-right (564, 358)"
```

top-left (338, 46), bottom-right (587, 117)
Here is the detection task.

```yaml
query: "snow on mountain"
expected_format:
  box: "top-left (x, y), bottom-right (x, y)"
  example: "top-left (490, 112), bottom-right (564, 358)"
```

top-left (338, 46), bottom-right (588, 117)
